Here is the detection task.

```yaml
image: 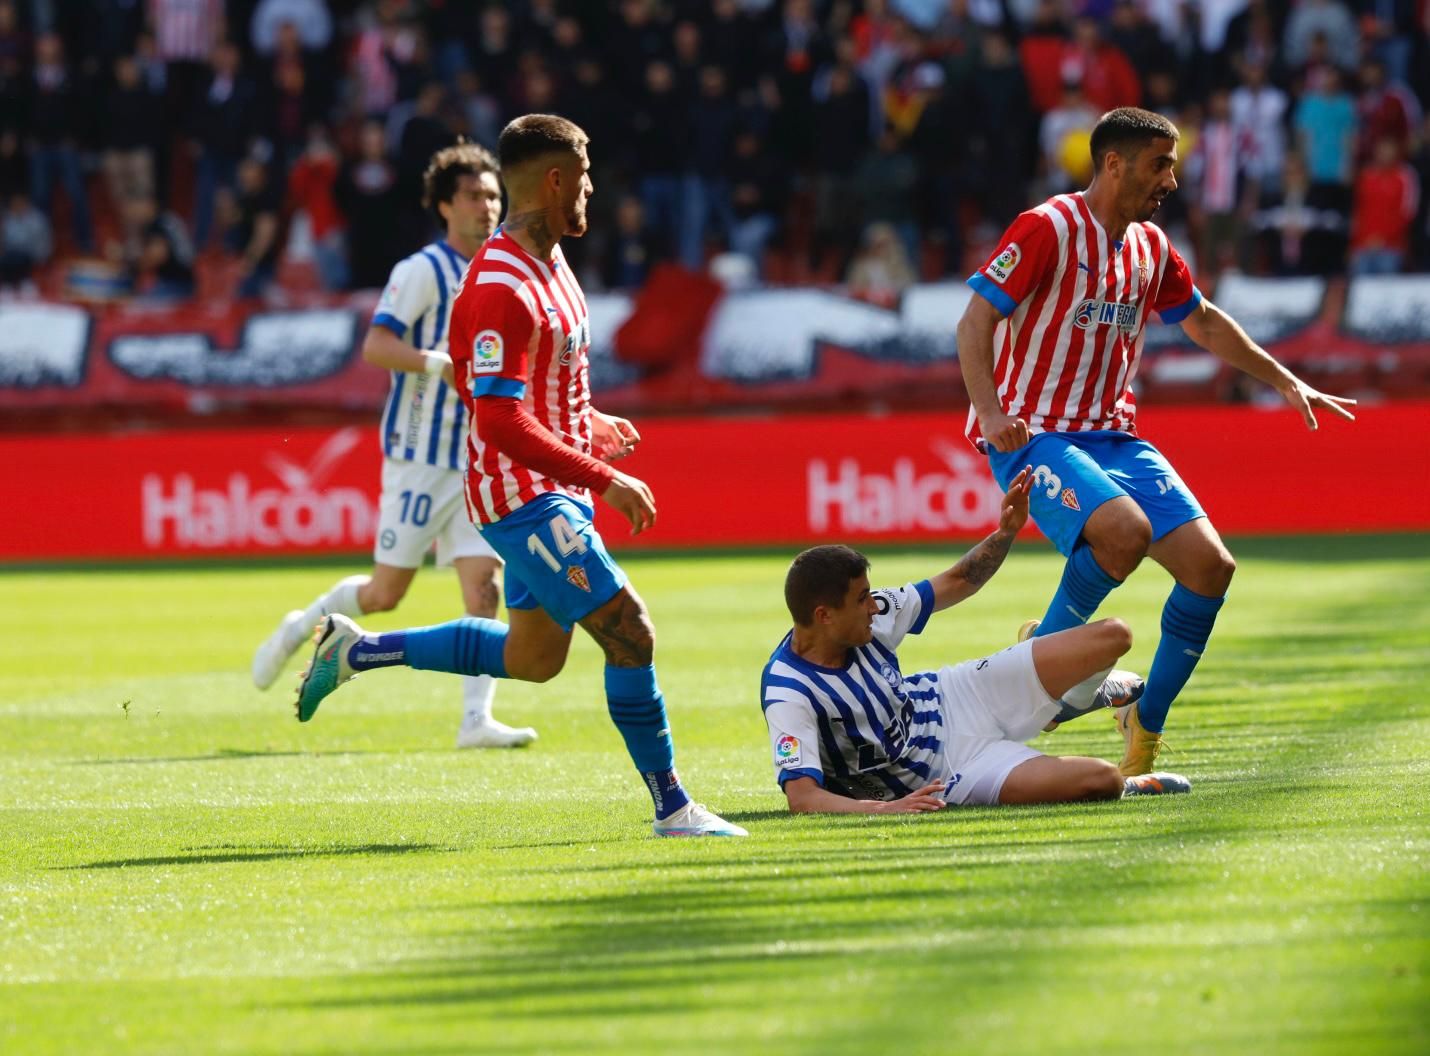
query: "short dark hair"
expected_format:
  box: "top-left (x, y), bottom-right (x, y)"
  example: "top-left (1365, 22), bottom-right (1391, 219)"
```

top-left (784, 545), bottom-right (870, 626)
top-left (422, 141), bottom-right (498, 222)
top-left (1090, 107), bottom-right (1179, 171)
top-left (497, 114), bottom-right (589, 171)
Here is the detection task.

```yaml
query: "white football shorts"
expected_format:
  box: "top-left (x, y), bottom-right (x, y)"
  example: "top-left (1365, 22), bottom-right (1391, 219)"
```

top-left (935, 639), bottom-right (1061, 806)
top-left (373, 458), bottom-right (498, 569)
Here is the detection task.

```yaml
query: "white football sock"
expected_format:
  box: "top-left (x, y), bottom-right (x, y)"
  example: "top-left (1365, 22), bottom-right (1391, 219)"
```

top-left (461, 674), bottom-right (497, 727)
top-left (1062, 664), bottom-right (1113, 712)
top-left (291, 575), bottom-right (368, 651)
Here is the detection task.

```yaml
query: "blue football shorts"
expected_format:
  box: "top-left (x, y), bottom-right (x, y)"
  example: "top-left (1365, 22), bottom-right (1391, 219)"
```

top-left (480, 492), bottom-right (628, 631)
top-left (987, 430), bottom-right (1205, 557)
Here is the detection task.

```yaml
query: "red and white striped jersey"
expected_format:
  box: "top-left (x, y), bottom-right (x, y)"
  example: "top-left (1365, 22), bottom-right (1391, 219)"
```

top-left (448, 228), bottom-right (593, 526)
top-left (965, 192), bottom-right (1201, 450)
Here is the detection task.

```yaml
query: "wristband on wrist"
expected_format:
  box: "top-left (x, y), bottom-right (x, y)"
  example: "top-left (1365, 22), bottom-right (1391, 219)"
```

top-left (421, 351), bottom-right (452, 376)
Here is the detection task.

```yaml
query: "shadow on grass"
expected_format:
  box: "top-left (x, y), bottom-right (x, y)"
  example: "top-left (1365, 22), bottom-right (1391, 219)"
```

top-left (59, 843), bottom-right (453, 870)
top-left (67, 749), bottom-right (387, 766)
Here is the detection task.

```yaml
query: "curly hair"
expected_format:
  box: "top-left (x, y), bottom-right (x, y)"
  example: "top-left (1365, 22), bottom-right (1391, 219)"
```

top-left (421, 141), bottom-right (499, 223)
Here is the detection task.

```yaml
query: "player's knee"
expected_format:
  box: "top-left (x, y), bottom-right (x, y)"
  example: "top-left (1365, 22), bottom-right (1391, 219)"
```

top-left (1086, 761), bottom-right (1124, 800)
top-left (1087, 516), bottom-right (1151, 580)
top-left (1098, 617), bottom-right (1133, 658)
top-left (463, 577), bottom-right (501, 618)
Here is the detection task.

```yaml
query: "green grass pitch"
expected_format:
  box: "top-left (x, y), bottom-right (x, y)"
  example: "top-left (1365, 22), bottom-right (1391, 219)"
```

top-left (2, 536), bottom-right (1427, 1055)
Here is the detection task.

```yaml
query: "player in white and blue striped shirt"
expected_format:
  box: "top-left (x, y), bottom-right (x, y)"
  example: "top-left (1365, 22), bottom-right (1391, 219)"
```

top-left (252, 144), bottom-right (535, 749)
top-left (763, 467), bottom-right (1190, 812)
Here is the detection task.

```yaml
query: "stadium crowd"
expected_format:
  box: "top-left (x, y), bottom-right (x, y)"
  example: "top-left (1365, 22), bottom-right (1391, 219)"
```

top-left (1, 0), bottom-right (1428, 303)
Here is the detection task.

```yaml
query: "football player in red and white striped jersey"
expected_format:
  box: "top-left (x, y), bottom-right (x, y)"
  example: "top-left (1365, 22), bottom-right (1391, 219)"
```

top-left (956, 107), bottom-right (1356, 776)
top-left (293, 115), bottom-right (744, 838)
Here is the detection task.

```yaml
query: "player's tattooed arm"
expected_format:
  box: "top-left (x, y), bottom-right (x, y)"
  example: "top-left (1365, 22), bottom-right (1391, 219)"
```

top-left (928, 467), bottom-right (1033, 612)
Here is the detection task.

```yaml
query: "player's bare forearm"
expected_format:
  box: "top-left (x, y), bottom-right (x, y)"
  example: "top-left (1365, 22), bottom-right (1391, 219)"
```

top-left (784, 776), bottom-right (945, 814)
top-left (955, 299), bottom-right (1004, 421)
top-left (362, 325), bottom-right (436, 374)
top-left (928, 526), bottom-right (1016, 611)
top-left (1180, 299), bottom-right (1295, 392)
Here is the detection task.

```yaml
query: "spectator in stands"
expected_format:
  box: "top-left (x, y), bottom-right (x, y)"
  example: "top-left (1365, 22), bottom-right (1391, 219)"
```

top-left (1060, 16), bottom-right (1141, 112)
top-left (1295, 63), bottom-right (1358, 268)
top-left (129, 198), bottom-right (195, 302)
top-left (1019, 0), bottom-right (1069, 115)
top-left (1253, 152), bottom-right (1346, 275)
top-left (1349, 136), bottom-right (1420, 276)
top-left (103, 54), bottom-right (160, 257)
top-left (851, 123), bottom-right (920, 269)
top-left (227, 156), bottom-right (280, 300)
top-left (811, 58), bottom-right (872, 274)
top-left (1105, 0), bottom-right (1172, 81)
top-left (1040, 79), bottom-right (1098, 196)
top-left (1231, 59), bottom-right (1289, 200)
top-left (27, 32), bottom-right (93, 253)
top-left (1191, 88), bottom-right (1244, 278)
top-left (1223, 0), bottom-right (1286, 85)
top-left (602, 194), bottom-right (658, 291)
top-left (336, 118), bottom-right (402, 290)
top-left (0, 190), bottom-right (50, 289)
top-left (727, 128), bottom-right (785, 275)
top-left (148, 0), bottom-right (221, 162)
top-left (453, 70), bottom-right (503, 150)
top-left (682, 64), bottom-right (738, 270)
top-left (969, 30), bottom-right (1032, 227)
top-left (909, 59), bottom-right (968, 269)
top-left (1355, 58), bottom-right (1421, 165)
top-left (632, 60), bottom-right (689, 263)
top-left (1283, 0), bottom-right (1358, 74)
top-left (1413, 115), bottom-right (1430, 271)
top-left (193, 41), bottom-right (255, 250)
top-left (259, 27), bottom-right (320, 172)
top-left (846, 220), bottom-right (916, 307)
top-left (287, 124), bottom-right (346, 291)
top-left (251, 0), bottom-right (332, 55)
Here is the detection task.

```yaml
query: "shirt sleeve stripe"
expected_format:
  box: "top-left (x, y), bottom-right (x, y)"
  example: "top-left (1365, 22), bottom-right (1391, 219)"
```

top-left (473, 376), bottom-right (527, 399)
top-left (777, 767), bottom-right (824, 787)
top-left (1158, 286), bottom-right (1203, 324)
top-left (966, 272), bottom-right (1017, 317)
top-left (372, 312), bottom-right (407, 339)
top-left (909, 579), bottom-right (936, 635)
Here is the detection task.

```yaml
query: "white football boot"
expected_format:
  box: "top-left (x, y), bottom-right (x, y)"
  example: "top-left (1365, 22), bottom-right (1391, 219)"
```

top-left (653, 802), bottom-right (748, 838)
top-left (455, 718), bottom-right (538, 749)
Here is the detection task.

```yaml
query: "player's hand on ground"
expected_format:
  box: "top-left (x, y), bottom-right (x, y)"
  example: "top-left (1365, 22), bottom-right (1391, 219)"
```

top-left (601, 471), bottom-right (657, 535)
top-left (998, 465), bottom-right (1034, 535)
top-left (591, 411), bottom-right (641, 462)
top-left (876, 782), bottom-right (947, 813)
top-left (1276, 376), bottom-right (1357, 431)
top-left (979, 411), bottom-right (1030, 453)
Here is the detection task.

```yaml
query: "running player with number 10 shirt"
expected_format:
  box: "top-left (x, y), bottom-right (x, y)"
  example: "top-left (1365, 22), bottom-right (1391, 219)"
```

top-left (956, 107), bottom-right (1357, 776)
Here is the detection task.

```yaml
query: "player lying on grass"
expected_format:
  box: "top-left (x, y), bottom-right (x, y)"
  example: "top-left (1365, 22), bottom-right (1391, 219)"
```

top-left (762, 467), bottom-right (1188, 815)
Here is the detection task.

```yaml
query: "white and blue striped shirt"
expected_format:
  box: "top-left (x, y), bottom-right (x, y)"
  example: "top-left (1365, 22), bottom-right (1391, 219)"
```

top-left (761, 581), bottom-right (944, 802)
top-left (370, 240), bottom-right (471, 470)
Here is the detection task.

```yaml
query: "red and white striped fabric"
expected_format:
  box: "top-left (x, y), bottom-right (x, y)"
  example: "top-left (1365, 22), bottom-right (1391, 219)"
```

top-left (448, 228), bottom-right (594, 526)
top-left (964, 192), bottom-right (1200, 450)
top-left (149, 0), bottom-right (222, 62)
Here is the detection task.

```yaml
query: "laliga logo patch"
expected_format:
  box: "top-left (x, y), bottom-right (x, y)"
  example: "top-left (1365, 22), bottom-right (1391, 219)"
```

top-left (776, 734), bottom-right (802, 766)
top-left (985, 242), bottom-right (1021, 284)
top-left (471, 329), bottom-right (504, 375)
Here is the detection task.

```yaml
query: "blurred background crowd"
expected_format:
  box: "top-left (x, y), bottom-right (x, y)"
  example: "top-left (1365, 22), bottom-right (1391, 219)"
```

top-left (1, 0), bottom-right (1428, 307)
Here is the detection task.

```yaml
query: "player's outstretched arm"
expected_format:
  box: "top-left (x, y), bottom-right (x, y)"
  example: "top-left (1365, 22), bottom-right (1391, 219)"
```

top-left (926, 466), bottom-right (1033, 613)
top-left (1179, 298), bottom-right (1357, 431)
top-left (784, 776), bottom-right (946, 815)
top-left (362, 324), bottom-right (454, 384)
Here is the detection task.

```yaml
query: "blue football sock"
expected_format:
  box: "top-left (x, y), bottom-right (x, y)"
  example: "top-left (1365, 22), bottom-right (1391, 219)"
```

top-left (349, 617), bottom-right (509, 676)
top-left (1034, 541), bottom-right (1123, 637)
top-left (1137, 584), bottom-right (1225, 733)
top-left (606, 664), bottom-right (690, 820)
